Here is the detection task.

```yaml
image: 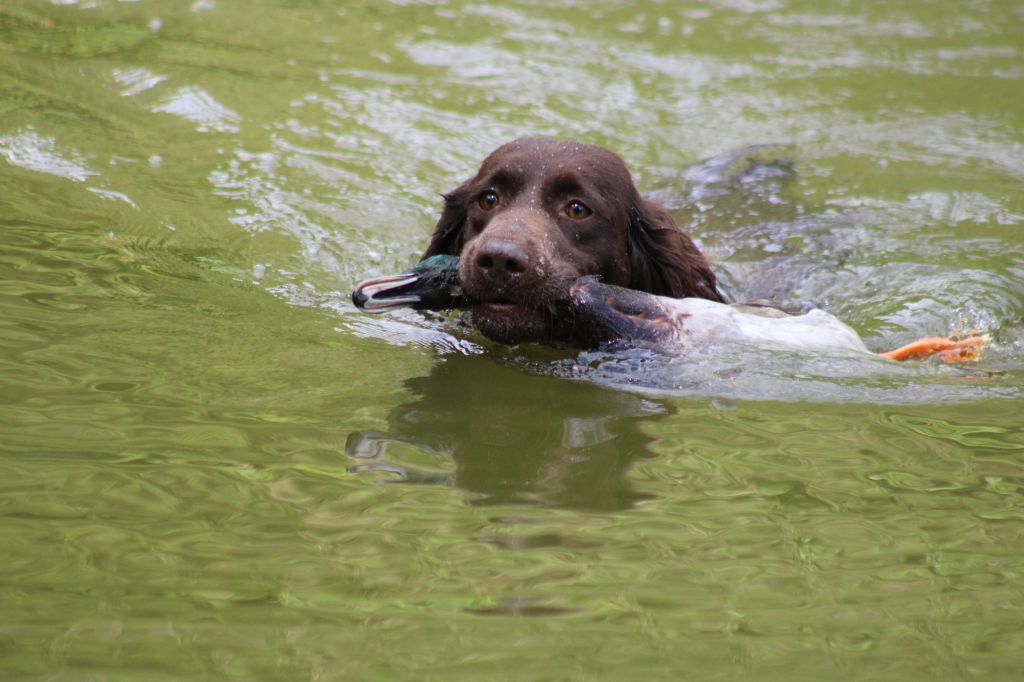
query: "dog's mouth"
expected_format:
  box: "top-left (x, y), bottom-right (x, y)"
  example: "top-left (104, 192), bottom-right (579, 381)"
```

top-left (476, 298), bottom-right (519, 313)
top-left (469, 298), bottom-right (555, 344)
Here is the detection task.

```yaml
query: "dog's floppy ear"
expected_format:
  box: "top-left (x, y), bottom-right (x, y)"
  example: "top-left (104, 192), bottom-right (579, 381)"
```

top-left (422, 181), bottom-right (472, 258)
top-left (627, 200), bottom-right (724, 302)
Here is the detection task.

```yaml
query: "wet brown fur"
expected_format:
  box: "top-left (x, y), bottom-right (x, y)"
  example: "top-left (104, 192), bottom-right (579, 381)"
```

top-left (422, 138), bottom-right (722, 342)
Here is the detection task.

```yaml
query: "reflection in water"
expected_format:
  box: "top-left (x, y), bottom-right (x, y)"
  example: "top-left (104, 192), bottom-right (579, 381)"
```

top-left (346, 353), bottom-right (666, 510)
top-left (153, 85), bottom-right (241, 134)
top-left (0, 128), bottom-right (96, 182)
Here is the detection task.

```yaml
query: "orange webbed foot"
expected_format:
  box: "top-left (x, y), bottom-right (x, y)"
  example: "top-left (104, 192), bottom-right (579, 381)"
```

top-left (878, 332), bottom-right (989, 363)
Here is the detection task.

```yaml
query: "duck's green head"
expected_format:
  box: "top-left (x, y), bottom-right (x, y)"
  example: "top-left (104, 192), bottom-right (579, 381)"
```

top-left (352, 255), bottom-right (468, 313)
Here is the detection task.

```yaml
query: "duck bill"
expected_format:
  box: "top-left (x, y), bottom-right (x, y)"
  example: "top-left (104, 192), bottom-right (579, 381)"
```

top-left (351, 273), bottom-right (422, 313)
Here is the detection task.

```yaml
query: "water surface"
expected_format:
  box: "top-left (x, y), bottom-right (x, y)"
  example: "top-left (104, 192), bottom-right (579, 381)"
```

top-left (2, 0), bottom-right (1023, 679)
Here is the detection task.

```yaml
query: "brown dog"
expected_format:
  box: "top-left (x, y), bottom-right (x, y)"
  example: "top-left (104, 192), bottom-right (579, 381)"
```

top-left (421, 138), bottom-right (724, 344)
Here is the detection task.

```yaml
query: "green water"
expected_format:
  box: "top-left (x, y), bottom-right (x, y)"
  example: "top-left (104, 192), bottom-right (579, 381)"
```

top-left (2, 0), bottom-right (1023, 679)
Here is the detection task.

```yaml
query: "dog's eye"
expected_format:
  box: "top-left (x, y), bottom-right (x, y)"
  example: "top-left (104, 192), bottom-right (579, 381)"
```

top-left (477, 191), bottom-right (499, 211)
top-left (565, 200), bottom-right (592, 220)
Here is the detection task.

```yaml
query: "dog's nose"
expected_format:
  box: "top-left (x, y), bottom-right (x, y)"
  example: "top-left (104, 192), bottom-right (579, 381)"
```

top-left (474, 239), bottom-right (529, 277)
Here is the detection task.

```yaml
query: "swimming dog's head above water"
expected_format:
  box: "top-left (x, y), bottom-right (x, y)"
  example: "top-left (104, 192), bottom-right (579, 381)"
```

top-left (418, 138), bottom-right (724, 344)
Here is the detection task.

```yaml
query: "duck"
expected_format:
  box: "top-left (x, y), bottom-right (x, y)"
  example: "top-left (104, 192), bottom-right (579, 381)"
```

top-left (352, 256), bottom-right (987, 363)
